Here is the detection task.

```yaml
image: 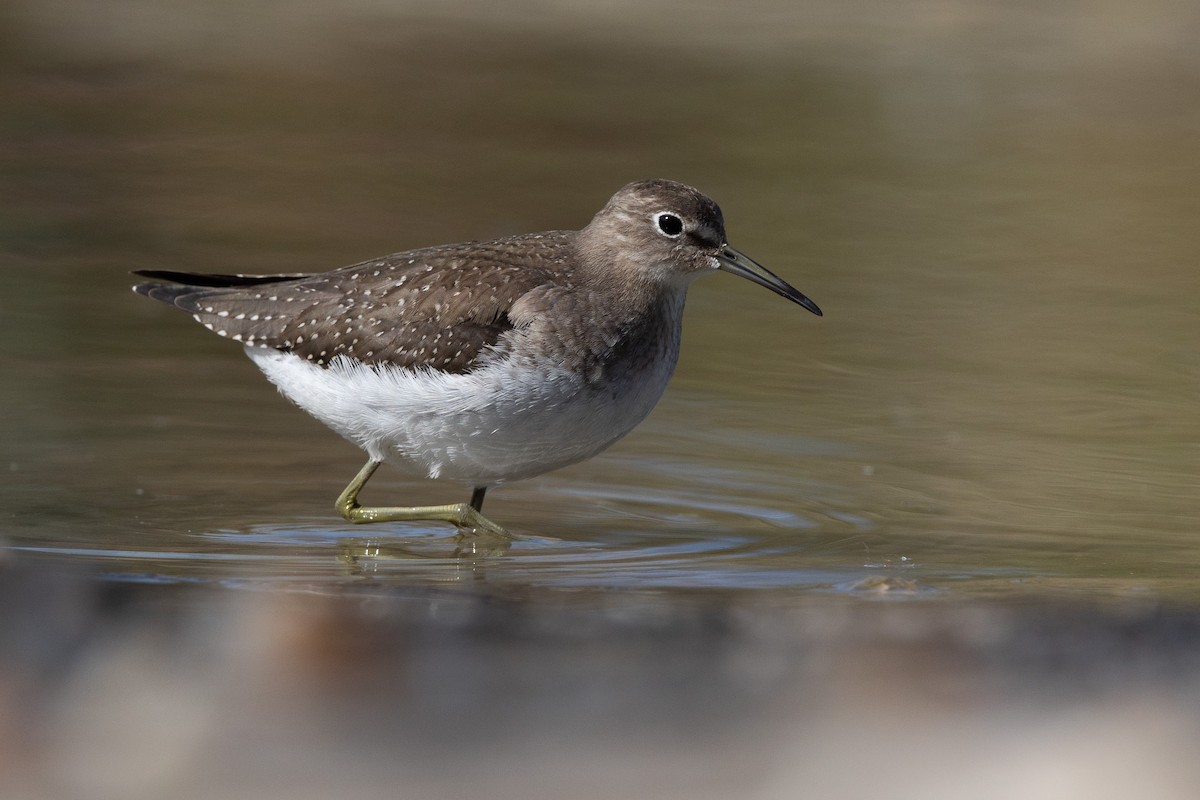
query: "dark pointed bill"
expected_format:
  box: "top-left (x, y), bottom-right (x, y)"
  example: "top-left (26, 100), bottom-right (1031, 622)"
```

top-left (716, 246), bottom-right (822, 316)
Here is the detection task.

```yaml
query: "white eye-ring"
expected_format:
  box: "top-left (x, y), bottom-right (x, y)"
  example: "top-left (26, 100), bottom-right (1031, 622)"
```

top-left (654, 212), bottom-right (684, 238)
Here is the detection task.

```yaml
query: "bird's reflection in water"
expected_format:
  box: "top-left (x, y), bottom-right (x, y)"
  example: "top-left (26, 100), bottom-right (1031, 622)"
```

top-left (337, 531), bottom-right (513, 579)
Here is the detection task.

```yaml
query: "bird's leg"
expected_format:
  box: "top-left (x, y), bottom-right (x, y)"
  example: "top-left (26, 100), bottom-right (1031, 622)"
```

top-left (470, 486), bottom-right (487, 512)
top-left (335, 459), bottom-right (511, 538)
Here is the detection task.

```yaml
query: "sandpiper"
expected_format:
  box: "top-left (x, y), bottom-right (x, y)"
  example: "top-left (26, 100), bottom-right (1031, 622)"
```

top-left (133, 179), bottom-right (821, 536)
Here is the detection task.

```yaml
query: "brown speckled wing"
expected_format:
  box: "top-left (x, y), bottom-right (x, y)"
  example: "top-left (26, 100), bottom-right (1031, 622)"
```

top-left (133, 231), bottom-right (574, 373)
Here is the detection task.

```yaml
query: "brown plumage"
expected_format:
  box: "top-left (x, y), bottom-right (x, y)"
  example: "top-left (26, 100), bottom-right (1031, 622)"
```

top-left (131, 179), bottom-right (821, 535)
top-left (134, 232), bottom-right (573, 373)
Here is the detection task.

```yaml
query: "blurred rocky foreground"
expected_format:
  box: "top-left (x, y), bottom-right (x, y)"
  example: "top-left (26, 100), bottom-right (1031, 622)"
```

top-left (1, 552), bottom-right (1198, 800)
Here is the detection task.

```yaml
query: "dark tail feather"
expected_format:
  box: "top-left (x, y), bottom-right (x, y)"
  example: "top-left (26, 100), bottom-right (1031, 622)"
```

top-left (131, 269), bottom-right (309, 288)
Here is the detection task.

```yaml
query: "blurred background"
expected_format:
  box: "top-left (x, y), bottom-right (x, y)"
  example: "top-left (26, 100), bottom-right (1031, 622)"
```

top-left (2, 0), bottom-right (1199, 797)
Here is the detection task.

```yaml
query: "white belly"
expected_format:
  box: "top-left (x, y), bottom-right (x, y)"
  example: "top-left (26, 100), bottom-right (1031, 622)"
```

top-left (245, 342), bottom-right (677, 486)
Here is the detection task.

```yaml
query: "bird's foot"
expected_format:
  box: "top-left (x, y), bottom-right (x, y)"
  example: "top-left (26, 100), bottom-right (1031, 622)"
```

top-left (338, 498), bottom-right (513, 539)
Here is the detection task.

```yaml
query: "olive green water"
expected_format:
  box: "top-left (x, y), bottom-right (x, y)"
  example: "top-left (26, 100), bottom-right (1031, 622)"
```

top-left (2, 2), bottom-right (1199, 797)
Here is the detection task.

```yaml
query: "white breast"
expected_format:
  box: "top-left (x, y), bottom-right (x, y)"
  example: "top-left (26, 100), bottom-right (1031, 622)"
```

top-left (244, 316), bottom-right (680, 486)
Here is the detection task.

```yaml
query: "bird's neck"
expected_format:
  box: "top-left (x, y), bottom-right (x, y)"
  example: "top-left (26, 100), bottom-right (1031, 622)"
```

top-left (571, 231), bottom-right (693, 315)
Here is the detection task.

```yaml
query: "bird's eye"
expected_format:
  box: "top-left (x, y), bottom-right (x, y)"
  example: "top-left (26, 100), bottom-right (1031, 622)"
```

top-left (655, 213), bottom-right (684, 237)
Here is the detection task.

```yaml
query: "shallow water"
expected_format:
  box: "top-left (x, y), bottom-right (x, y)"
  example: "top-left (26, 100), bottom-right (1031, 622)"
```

top-left (3, 1), bottom-right (1200, 796)
top-left (4, 1), bottom-right (1198, 600)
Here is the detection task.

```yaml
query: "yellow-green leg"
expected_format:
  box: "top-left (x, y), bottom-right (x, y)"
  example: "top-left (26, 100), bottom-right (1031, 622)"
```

top-left (335, 459), bottom-right (512, 538)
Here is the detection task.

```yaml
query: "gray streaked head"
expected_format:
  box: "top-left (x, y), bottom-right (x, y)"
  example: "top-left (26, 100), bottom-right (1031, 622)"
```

top-left (578, 180), bottom-right (726, 283)
top-left (603, 178), bottom-right (728, 245)
top-left (579, 179), bottom-right (822, 315)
